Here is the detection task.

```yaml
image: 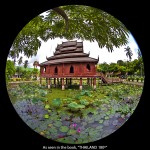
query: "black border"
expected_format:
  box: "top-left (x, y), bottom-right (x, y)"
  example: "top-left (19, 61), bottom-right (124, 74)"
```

top-left (0, 0), bottom-right (149, 150)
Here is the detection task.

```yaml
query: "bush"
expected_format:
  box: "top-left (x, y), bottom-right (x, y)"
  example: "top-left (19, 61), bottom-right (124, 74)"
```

top-left (140, 77), bottom-right (144, 82)
top-left (12, 78), bottom-right (16, 82)
top-left (135, 77), bottom-right (139, 82)
top-left (16, 78), bottom-right (21, 81)
top-left (127, 77), bottom-right (131, 81)
top-left (10, 78), bottom-right (14, 82)
top-left (130, 77), bottom-right (134, 82)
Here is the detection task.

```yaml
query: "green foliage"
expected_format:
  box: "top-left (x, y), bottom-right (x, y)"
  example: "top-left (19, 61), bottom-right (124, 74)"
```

top-left (68, 102), bottom-right (85, 111)
top-left (80, 99), bottom-right (89, 106)
top-left (39, 90), bottom-right (47, 97)
top-left (59, 126), bottom-right (69, 133)
top-left (67, 129), bottom-right (76, 135)
top-left (24, 60), bottom-right (29, 69)
top-left (5, 60), bottom-right (16, 82)
top-left (80, 90), bottom-right (91, 96)
top-left (51, 98), bottom-right (62, 108)
top-left (97, 56), bottom-right (144, 77)
top-left (7, 81), bottom-right (143, 144)
top-left (53, 121), bottom-right (62, 127)
top-left (9, 5), bottom-right (129, 59)
top-left (44, 114), bottom-right (49, 119)
top-left (45, 104), bottom-right (50, 109)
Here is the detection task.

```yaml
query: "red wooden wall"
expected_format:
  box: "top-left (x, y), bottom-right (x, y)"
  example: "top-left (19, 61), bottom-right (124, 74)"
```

top-left (40, 62), bottom-right (96, 78)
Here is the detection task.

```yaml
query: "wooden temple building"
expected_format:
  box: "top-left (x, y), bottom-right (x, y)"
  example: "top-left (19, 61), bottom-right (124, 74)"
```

top-left (39, 41), bottom-right (99, 90)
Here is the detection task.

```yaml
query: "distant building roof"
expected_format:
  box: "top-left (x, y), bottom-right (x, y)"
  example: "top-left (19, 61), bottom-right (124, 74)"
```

top-left (39, 41), bottom-right (99, 66)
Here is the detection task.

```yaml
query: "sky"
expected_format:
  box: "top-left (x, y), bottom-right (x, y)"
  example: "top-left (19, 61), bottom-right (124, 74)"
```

top-left (23, 33), bottom-right (140, 68)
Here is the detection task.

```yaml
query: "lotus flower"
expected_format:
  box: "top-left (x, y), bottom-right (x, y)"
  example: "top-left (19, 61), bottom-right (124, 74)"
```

top-left (72, 123), bottom-right (77, 127)
top-left (77, 127), bottom-right (81, 133)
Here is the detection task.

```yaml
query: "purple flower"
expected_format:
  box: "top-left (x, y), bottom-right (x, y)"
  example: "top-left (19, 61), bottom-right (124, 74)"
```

top-left (72, 123), bottom-right (77, 127)
top-left (77, 127), bottom-right (81, 133)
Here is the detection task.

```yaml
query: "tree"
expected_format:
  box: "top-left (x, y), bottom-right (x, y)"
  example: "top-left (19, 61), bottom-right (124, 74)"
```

top-left (5, 60), bottom-right (16, 82)
top-left (108, 63), bottom-right (119, 73)
top-left (124, 46), bottom-right (133, 61)
top-left (117, 60), bottom-right (124, 66)
top-left (33, 61), bottom-right (39, 68)
top-left (97, 62), bottom-right (109, 74)
top-left (32, 68), bottom-right (39, 80)
top-left (22, 70), bottom-right (32, 80)
top-left (18, 56), bottom-right (23, 66)
top-left (9, 5), bottom-right (129, 59)
top-left (16, 66), bottom-right (23, 78)
top-left (17, 56), bottom-right (23, 78)
top-left (24, 60), bottom-right (29, 69)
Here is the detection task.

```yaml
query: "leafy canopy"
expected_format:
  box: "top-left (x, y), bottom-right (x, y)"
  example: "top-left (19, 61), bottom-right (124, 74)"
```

top-left (9, 5), bottom-right (129, 59)
top-left (5, 60), bottom-right (16, 82)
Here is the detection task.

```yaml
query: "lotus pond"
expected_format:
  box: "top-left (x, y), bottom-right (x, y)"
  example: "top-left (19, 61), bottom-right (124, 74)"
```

top-left (7, 82), bottom-right (143, 144)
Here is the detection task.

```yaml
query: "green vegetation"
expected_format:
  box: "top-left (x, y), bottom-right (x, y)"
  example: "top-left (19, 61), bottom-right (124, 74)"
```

top-left (97, 57), bottom-right (144, 77)
top-left (5, 60), bottom-right (16, 82)
top-left (7, 82), bottom-right (143, 144)
top-left (9, 5), bottom-right (129, 60)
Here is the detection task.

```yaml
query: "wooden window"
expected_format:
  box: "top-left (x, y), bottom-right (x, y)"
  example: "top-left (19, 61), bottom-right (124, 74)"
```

top-left (70, 65), bottom-right (74, 73)
top-left (86, 64), bottom-right (91, 71)
top-left (54, 66), bottom-right (58, 74)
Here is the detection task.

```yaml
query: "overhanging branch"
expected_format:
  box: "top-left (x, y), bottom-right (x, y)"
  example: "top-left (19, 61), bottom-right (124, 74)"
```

top-left (52, 7), bottom-right (69, 31)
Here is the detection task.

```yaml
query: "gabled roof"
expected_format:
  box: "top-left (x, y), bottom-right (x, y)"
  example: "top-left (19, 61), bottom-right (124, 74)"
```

top-left (39, 41), bottom-right (99, 66)
top-left (40, 57), bottom-right (98, 65)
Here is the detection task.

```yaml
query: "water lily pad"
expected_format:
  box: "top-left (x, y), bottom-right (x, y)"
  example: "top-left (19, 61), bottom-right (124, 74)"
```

top-left (82, 122), bottom-right (87, 126)
top-left (67, 129), bottom-right (76, 135)
top-left (53, 121), bottom-right (62, 127)
top-left (72, 117), bottom-right (81, 123)
top-left (115, 113), bottom-right (120, 118)
top-left (48, 110), bottom-right (52, 113)
top-left (96, 125), bottom-right (103, 130)
top-left (59, 126), bottom-right (69, 133)
top-left (104, 116), bottom-right (109, 120)
top-left (44, 114), bottom-right (49, 119)
top-left (103, 120), bottom-right (110, 126)
top-left (45, 104), bottom-right (50, 109)
top-left (106, 111), bottom-right (111, 115)
top-left (49, 127), bottom-right (57, 134)
top-left (52, 98), bottom-right (62, 108)
top-left (48, 124), bottom-right (53, 127)
top-left (99, 120), bottom-right (104, 124)
top-left (40, 131), bottom-right (45, 135)
top-left (112, 120), bottom-right (118, 126)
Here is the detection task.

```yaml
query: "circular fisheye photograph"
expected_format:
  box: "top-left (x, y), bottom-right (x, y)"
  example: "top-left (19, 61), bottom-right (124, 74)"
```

top-left (6, 5), bottom-right (144, 144)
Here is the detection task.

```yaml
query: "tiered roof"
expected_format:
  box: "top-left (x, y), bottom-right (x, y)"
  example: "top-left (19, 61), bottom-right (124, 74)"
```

top-left (39, 41), bottom-right (99, 66)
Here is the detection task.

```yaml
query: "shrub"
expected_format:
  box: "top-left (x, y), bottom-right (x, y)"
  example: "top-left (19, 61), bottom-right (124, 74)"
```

top-left (135, 77), bottom-right (139, 82)
top-left (10, 78), bottom-right (14, 82)
top-left (12, 78), bottom-right (16, 82)
top-left (127, 77), bottom-right (131, 81)
top-left (140, 77), bottom-right (144, 82)
top-left (16, 78), bottom-right (21, 81)
top-left (130, 77), bottom-right (134, 82)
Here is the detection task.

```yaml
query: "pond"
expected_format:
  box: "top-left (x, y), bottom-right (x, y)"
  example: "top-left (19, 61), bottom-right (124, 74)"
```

top-left (7, 82), bottom-right (143, 144)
